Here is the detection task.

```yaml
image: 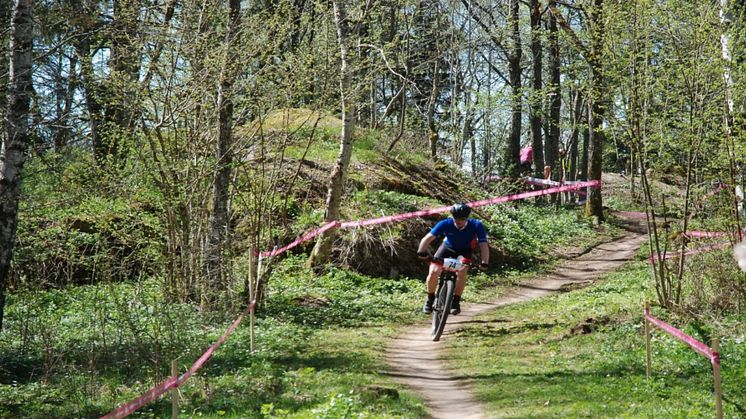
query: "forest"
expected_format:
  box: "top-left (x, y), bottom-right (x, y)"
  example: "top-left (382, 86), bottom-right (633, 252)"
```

top-left (1, 0), bottom-right (745, 417)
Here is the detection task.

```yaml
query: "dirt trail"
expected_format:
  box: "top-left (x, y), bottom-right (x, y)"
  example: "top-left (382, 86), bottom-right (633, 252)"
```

top-left (385, 219), bottom-right (647, 419)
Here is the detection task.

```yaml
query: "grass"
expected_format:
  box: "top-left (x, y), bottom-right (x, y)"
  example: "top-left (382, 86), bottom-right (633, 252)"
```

top-left (8, 170), bottom-right (743, 418)
top-left (447, 261), bottom-right (746, 418)
top-left (0, 255), bottom-right (432, 418)
top-left (0, 201), bottom-right (610, 418)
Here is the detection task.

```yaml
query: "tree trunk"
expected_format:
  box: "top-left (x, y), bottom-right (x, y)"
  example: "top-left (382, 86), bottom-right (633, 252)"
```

top-left (96, 0), bottom-right (142, 160)
top-left (505, 0), bottom-right (522, 178)
top-left (307, 1), bottom-right (355, 268)
top-left (53, 51), bottom-right (76, 150)
top-left (0, 0), bottom-right (33, 332)
top-left (204, 0), bottom-right (241, 305)
top-left (585, 0), bottom-right (605, 222)
top-left (546, 0), bottom-right (561, 182)
top-left (0, 0), bottom-right (10, 122)
top-left (529, 0), bottom-right (545, 179)
top-left (427, 60), bottom-right (440, 160)
top-left (568, 90), bottom-right (584, 182)
top-left (75, 36), bottom-right (105, 159)
top-left (720, 0), bottom-right (744, 237)
top-left (580, 102), bottom-right (590, 181)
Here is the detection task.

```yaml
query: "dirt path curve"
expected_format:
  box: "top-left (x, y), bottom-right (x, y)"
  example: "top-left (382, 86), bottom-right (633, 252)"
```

top-left (385, 218), bottom-right (647, 419)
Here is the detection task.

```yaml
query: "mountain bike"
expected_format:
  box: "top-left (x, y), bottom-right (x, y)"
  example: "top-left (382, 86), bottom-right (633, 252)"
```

top-left (431, 257), bottom-right (468, 341)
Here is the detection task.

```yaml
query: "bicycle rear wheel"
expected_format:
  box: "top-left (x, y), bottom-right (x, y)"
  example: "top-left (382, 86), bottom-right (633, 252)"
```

top-left (431, 275), bottom-right (455, 341)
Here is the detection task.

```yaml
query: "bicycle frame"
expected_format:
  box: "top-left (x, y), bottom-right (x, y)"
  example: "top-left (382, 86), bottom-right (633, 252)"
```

top-left (431, 258), bottom-right (466, 341)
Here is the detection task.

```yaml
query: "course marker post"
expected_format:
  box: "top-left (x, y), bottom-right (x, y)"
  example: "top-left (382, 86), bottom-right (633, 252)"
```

top-left (171, 359), bottom-right (179, 419)
top-left (713, 339), bottom-right (723, 419)
top-left (250, 300), bottom-right (256, 353)
top-left (644, 302), bottom-right (651, 379)
top-left (252, 254), bottom-right (263, 353)
top-left (643, 306), bottom-right (723, 419)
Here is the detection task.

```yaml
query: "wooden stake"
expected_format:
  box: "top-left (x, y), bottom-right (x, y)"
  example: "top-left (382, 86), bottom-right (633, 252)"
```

top-left (251, 255), bottom-right (263, 354)
top-left (250, 301), bottom-right (256, 353)
top-left (644, 303), bottom-right (651, 379)
top-left (712, 339), bottom-right (723, 419)
top-left (171, 359), bottom-right (179, 418)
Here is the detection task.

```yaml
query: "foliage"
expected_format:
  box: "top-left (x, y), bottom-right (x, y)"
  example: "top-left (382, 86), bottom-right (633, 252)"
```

top-left (5, 0), bottom-right (746, 416)
top-left (15, 153), bottom-right (164, 288)
top-left (0, 253), bottom-right (429, 417)
top-left (448, 262), bottom-right (746, 417)
top-left (483, 203), bottom-right (599, 265)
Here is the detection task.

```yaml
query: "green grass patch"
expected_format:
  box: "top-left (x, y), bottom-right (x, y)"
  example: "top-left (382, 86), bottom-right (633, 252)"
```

top-left (447, 262), bottom-right (746, 418)
top-left (0, 255), bottom-right (430, 417)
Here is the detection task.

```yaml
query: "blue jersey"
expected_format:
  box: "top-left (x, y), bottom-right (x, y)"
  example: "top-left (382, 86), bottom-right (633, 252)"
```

top-left (430, 218), bottom-right (488, 250)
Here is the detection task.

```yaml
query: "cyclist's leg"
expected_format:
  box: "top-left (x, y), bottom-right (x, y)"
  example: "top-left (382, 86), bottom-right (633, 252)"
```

top-left (427, 243), bottom-right (452, 293)
top-left (453, 247), bottom-right (474, 296)
top-left (455, 269), bottom-right (468, 295)
top-left (426, 262), bottom-right (442, 294)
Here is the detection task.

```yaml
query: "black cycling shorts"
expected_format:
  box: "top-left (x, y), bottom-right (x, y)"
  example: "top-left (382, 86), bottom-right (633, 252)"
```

top-left (433, 242), bottom-right (473, 262)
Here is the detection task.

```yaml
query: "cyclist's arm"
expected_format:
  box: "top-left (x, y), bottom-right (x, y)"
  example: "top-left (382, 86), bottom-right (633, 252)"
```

top-left (417, 233), bottom-right (437, 255)
top-left (478, 241), bottom-right (489, 265)
top-left (475, 221), bottom-right (489, 266)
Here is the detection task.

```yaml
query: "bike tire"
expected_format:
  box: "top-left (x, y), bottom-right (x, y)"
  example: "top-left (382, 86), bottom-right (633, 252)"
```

top-left (431, 275), bottom-right (455, 341)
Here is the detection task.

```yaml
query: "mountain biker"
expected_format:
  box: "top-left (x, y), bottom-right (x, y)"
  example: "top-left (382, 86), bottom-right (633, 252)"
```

top-left (416, 203), bottom-right (489, 315)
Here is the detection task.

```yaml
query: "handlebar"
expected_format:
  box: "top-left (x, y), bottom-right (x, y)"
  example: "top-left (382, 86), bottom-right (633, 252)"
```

top-left (425, 256), bottom-right (471, 272)
top-left (418, 252), bottom-right (487, 272)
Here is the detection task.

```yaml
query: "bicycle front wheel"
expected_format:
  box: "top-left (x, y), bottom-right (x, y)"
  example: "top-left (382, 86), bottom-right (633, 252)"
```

top-left (431, 277), bottom-right (455, 341)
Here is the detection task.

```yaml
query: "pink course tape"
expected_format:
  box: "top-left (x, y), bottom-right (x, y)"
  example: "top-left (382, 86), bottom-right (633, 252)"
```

top-left (102, 181), bottom-right (602, 417)
top-left (259, 221), bottom-right (340, 257)
top-left (649, 242), bottom-right (730, 263)
top-left (266, 180), bottom-right (599, 251)
top-left (685, 231), bottom-right (729, 238)
top-left (176, 309), bottom-right (248, 386)
top-left (524, 177), bottom-right (587, 195)
top-left (340, 206), bottom-right (450, 228)
top-left (469, 180), bottom-right (598, 208)
top-left (100, 377), bottom-right (178, 419)
top-left (644, 307), bottom-right (719, 365)
top-left (341, 180), bottom-right (600, 229)
top-left (101, 304), bottom-right (252, 419)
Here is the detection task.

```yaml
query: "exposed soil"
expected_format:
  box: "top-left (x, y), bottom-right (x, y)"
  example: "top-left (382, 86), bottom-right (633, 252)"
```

top-left (385, 215), bottom-right (648, 419)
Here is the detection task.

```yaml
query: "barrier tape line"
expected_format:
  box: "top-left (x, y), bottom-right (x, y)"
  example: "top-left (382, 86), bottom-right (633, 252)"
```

top-left (649, 242), bottom-right (730, 264)
top-left (644, 307), bottom-right (719, 366)
top-left (100, 377), bottom-right (178, 419)
top-left (101, 301), bottom-right (255, 419)
top-left (340, 180), bottom-right (600, 229)
top-left (259, 221), bottom-right (340, 257)
top-left (524, 177), bottom-right (587, 195)
top-left (264, 180), bottom-right (599, 251)
top-left (102, 180), bottom-right (602, 417)
top-left (685, 231), bottom-right (730, 238)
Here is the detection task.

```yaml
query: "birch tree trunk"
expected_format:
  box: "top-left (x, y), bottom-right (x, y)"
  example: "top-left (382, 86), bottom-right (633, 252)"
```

top-left (0, 0), bottom-right (33, 332)
top-left (586, 0), bottom-right (605, 222)
top-left (0, 1), bottom-right (12, 135)
top-left (529, 0), bottom-right (545, 178)
top-left (307, 1), bottom-right (355, 268)
top-left (720, 0), bottom-right (744, 237)
top-left (427, 59), bottom-right (441, 160)
top-left (204, 0), bottom-right (241, 304)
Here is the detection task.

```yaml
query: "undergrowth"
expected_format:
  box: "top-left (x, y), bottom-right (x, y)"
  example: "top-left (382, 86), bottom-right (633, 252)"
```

top-left (0, 199), bottom-right (603, 417)
top-left (448, 262), bottom-right (746, 418)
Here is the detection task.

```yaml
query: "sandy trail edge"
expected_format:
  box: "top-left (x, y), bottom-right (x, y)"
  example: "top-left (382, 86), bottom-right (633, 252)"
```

top-left (385, 222), bottom-right (647, 419)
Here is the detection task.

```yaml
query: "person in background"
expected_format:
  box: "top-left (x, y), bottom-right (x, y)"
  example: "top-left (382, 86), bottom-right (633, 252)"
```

top-left (416, 203), bottom-right (489, 315)
top-left (734, 241), bottom-right (746, 272)
top-left (520, 146), bottom-right (533, 176)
